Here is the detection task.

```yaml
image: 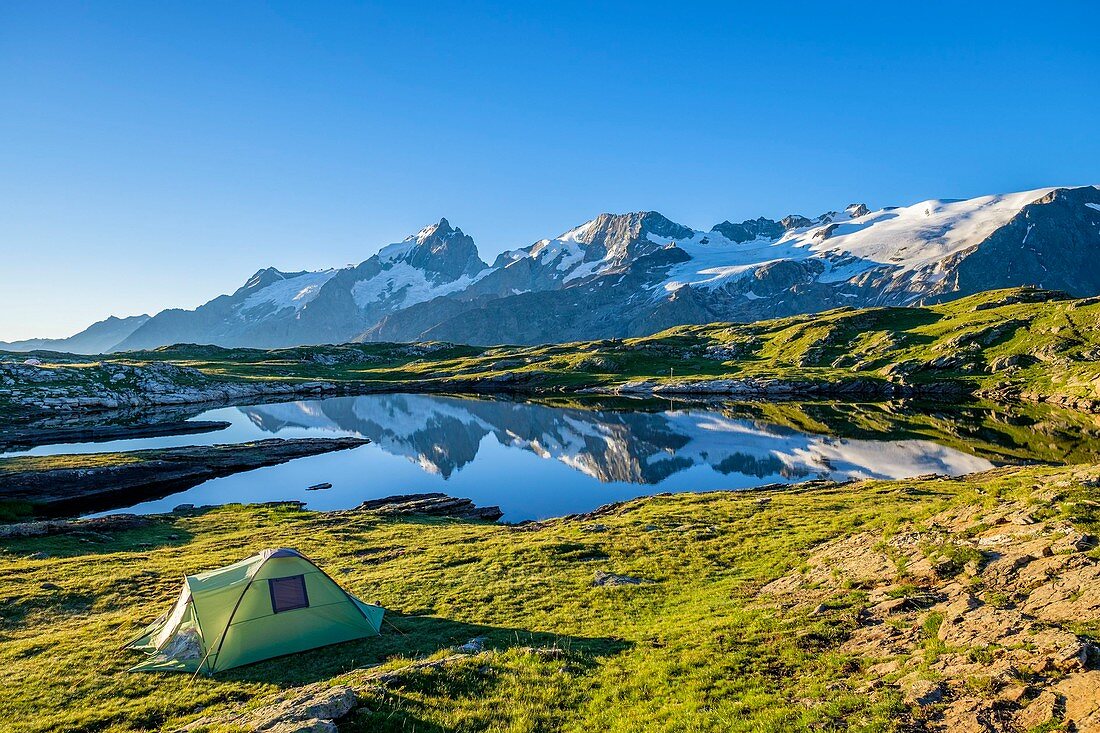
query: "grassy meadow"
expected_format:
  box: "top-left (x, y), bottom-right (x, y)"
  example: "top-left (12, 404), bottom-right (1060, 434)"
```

top-left (3, 463), bottom-right (1099, 732)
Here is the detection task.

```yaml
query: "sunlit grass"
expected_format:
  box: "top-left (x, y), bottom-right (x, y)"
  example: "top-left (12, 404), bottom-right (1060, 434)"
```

top-left (2, 463), bottom-right (1097, 732)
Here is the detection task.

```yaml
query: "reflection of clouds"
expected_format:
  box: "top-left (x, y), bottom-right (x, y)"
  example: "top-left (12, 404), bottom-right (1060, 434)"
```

top-left (240, 395), bottom-right (994, 486)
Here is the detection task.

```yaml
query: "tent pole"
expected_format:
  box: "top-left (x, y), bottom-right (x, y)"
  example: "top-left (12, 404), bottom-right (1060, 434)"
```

top-left (293, 549), bottom-right (378, 624)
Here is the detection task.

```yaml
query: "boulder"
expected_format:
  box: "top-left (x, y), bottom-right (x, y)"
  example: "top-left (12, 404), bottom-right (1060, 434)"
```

top-left (902, 679), bottom-right (944, 707)
top-left (1055, 671), bottom-right (1100, 730)
top-left (593, 570), bottom-right (652, 587)
top-left (1014, 689), bottom-right (1059, 730)
top-left (179, 684), bottom-right (357, 733)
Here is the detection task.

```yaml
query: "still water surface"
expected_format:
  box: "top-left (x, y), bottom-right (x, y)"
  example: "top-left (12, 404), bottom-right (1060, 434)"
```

top-left (11, 394), bottom-right (1100, 520)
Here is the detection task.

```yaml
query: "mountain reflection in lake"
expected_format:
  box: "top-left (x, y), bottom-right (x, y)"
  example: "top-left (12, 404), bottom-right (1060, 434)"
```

top-left (244, 394), bottom-right (995, 484)
top-left (61, 392), bottom-right (1053, 520)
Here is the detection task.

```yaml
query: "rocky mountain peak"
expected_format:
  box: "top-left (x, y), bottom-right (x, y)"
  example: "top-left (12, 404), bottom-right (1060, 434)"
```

top-left (845, 203), bottom-right (870, 218)
top-left (239, 267), bottom-right (298, 294)
top-left (413, 217), bottom-right (455, 243)
top-left (711, 217), bottom-right (785, 243)
top-left (386, 219), bottom-right (487, 281)
top-left (564, 211), bottom-right (694, 266)
top-left (780, 214), bottom-right (814, 231)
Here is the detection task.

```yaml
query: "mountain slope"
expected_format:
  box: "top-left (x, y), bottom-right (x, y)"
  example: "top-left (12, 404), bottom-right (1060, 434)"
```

top-left (11, 287), bottom-right (1093, 417)
top-left (115, 219), bottom-right (486, 350)
top-left (0, 314), bottom-right (150, 354)
top-left (25, 185), bottom-right (1099, 352)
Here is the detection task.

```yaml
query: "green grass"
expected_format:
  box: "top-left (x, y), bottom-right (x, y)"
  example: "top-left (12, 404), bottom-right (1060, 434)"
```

top-left (2, 463), bottom-right (1098, 732)
top-left (0, 452), bottom-right (143, 474)
top-left (4, 288), bottom-right (1098, 415)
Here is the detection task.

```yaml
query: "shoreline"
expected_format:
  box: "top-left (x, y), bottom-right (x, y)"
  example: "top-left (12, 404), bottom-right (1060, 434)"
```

top-left (5, 372), bottom-right (1096, 431)
top-left (0, 437), bottom-right (371, 517)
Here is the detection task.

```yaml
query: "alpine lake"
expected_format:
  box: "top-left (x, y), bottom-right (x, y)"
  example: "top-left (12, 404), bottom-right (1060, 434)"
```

top-left (5, 393), bottom-right (1100, 521)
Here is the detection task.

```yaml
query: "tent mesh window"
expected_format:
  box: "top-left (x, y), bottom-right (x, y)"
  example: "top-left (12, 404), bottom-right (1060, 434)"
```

top-left (269, 574), bottom-right (310, 613)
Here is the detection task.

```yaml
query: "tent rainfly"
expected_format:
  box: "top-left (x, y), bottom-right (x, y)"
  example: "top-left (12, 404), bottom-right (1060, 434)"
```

top-left (125, 548), bottom-right (384, 674)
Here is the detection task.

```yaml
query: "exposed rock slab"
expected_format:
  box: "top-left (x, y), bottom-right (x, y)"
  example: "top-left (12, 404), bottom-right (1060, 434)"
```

top-left (1, 359), bottom-right (342, 415)
top-left (0, 419), bottom-right (231, 452)
top-left (593, 570), bottom-right (653, 587)
top-left (347, 492), bottom-right (503, 521)
top-left (178, 683), bottom-right (357, 732)
top-left (0, 513), bottom-right (152, 539)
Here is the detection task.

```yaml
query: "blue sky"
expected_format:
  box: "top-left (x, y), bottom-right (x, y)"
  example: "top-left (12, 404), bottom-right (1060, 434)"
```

top-left (1, 1), bottom-right (1097, 340)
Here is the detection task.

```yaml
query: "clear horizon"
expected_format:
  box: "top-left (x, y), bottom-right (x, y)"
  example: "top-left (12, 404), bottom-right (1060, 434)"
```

top-left (2, 1), bottom-right (1098, 341)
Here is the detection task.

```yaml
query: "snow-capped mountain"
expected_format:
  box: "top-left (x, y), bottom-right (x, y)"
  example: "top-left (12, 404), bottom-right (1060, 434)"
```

top-left (114, 218), bottom-right (487, 350)
top-left (15, 185), bottom-right (1099, 352)
top-left (365, 185), bottom-right (1100, 345)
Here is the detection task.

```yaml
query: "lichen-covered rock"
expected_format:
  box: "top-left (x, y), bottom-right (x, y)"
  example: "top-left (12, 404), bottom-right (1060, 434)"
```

top-left (593, 570), bottom-right (651, 587)
top-left (758, 470), bottom-right (1100, 733)
top-left (178, 684), bottom-right (357, 733)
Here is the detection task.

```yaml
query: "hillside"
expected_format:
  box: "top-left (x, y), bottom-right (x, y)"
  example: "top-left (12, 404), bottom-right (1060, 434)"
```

top-left (1, 464), bottom-right (1098, 732)
top-left (4, 287), bottom-right (1096, 416)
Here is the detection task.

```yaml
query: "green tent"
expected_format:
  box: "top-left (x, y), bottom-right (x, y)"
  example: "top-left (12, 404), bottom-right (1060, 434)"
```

top-left (125, 548), bottom-right (384, 674)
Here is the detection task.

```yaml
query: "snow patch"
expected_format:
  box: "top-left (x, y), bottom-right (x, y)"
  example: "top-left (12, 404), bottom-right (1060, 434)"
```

top-left (794, 187), bottom-right (1055, 270)
top-left (240, 269), bottom-right (339, 314)
top-left (351, 263), bottom-right (479, 309)
top-left (653, 186), bottom-right (1056, 296)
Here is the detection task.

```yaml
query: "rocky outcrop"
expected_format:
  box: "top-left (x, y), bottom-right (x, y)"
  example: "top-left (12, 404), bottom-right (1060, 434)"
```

top-left (592, 570), bottom-right (653, 587)
top-left (0, 513), bottom-right (153, 539)
top-left (0, 437), bottom-right (370, 514)
top-left (0, 359), bottom-right (340, 414)
top-left (606, 376), bottom-right (969, 398)
top-left (760, 468), bottom-right (1100, 732)
top-left (711, 216), bottom-right (785, 243)
top-left (0, 419), bottom-right (231, 452)
top-left (346, 493), bottom-right (503, 521)
top-left (178, 683), bottom-right (358, 732)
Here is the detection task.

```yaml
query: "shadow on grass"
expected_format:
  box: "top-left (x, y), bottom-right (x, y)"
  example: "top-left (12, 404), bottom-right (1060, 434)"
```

top-left (0, 519), bottom-right (195, 558)
top-left (220, 611), bottom-right (630, 687)
top-left (0, 588), bottom-right (98, 632)
top-left (212, 612), bottom-right (630, 732)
